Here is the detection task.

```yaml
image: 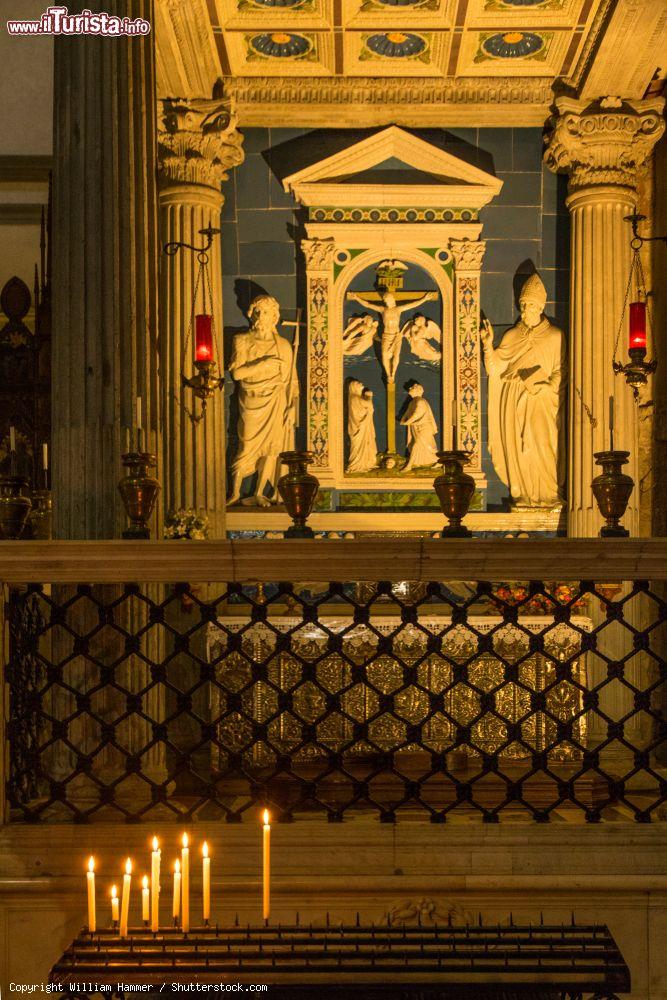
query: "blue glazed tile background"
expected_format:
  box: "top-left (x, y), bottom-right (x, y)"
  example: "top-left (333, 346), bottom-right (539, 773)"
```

top-left (221, 127), bottom-right (570, 510)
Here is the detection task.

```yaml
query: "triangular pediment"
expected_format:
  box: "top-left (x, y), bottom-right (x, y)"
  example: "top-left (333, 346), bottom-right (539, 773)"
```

top-left (283, 126), bottom-right (503, 208)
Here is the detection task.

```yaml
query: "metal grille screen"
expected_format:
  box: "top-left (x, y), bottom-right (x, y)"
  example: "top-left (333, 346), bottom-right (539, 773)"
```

top-left (6, 579), bottom-right (666, 822)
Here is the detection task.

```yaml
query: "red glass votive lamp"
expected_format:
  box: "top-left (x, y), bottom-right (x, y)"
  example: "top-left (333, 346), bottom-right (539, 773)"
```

top-left (195, 314), bottom-right (214, 362)
top-left (629, 301), bottom-right (647, 354)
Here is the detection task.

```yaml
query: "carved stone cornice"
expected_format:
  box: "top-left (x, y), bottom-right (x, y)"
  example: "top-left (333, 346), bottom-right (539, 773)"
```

top-left (155, 0), bottom-right (220, 99)
top-left (225, 77), bottom-right (554, 128)
top-left (158, 97), bottom-right (245, 190)
top-left (543, 96), bottom-right (666, 192)
top-left (301, 238), bottom-right (336, 272)
top-left (449, 239), bottom-right (486, 272)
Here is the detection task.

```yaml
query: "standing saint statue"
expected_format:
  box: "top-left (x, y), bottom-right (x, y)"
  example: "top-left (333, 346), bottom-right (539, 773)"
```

top-left (347, 288), bottom-right (438, 382)
top-left (227, 294), bottom-right (298, 507)
top-left (481, 272), bottom-right (566, 508)
top-left (400, 382), bottom-right (439, 472)
top-left (346, 380), bottom-right (378, 474)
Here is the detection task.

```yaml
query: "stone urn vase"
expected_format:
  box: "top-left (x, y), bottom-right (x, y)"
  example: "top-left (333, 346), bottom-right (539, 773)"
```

top-left (433, 450), bottom-right (476, 538)
top-left (277, 451), bottom-right (319, 538)
top-left (592, 450), bottom-right (634, 537)
top-left (0, 475), bottom-right (32, 539)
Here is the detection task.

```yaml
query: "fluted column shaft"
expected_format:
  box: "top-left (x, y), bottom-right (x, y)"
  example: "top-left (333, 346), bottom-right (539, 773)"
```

top-left (52, 0), bottom-right (161, 539)
top-left (158, 98), bottom-right (244, 539)
top-left (544, 96), bottom-right (665, 538)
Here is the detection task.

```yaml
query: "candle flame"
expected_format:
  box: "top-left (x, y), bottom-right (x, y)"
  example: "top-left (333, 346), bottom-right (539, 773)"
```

top-left (182, 832), bottom-right (189, 848)
top-left (202, 841), bottom-right (209, 858)
top-left (125, 858), bottom-right (132, 875)
top-left (142, 875), bottom-right (149, 890)
top-left (111, 885), bottom-right (118, 899)
top-left (88, 856), bottom-right (95, 873)
top-left (174, 859), bottom-right (181, 874)
top-left (263, 808), bottom-right (270, 826)
top-left (152, 836), bottom-right (159, 852)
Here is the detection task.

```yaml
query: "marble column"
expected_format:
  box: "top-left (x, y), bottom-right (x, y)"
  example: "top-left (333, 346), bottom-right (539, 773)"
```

top-left (544, 96), bottom-right (665, 539)
top-left (50, 3), bottom-right (166, 804)
top-left (158, 98), bottom-right (244, 538)
top-left (52, 0), bottom-right (161, 539)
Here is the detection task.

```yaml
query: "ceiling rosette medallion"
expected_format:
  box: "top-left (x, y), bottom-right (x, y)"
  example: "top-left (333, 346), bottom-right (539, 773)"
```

top-left (479, 30), bottom-right (546, 59)
top-left (247, 30), bottom-right (315, 58)
top-left (364, 30), bottom-right (429, 59)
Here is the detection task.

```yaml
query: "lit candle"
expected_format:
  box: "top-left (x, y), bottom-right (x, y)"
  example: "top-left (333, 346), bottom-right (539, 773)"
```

top-left (86, 856), bottom-right (96, 933)
top-left (142, 875), bottom-right (150, 924)
top-left (629, 301), bottom-right (647, 352)
top-left (609, 395), bottom-right (615, 452)
top-left (120, 858), bottom-right (132, 938)
top-left (262, 809), bottom-right (270, 922)
top-left (111, 885), bottom-right (119, 925)
top-left (151, 836), bottom-right (160, 933)
top-left (172, 859), bottom-right (181, 924)
top-left (202, 842), bottom-right (211, 924)
top-left (181, 834), bottom-right (190, 934)
top-left (452, 397), bottom-right (458, 450)
top-left (195, 314), bottom-right (214, 362)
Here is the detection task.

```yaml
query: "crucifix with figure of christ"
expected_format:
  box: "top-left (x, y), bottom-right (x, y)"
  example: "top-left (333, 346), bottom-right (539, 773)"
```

top-left (346, 260), bottom-right (438, 462)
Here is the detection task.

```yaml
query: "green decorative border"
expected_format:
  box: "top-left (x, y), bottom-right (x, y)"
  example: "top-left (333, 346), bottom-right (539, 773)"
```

top-left (333, 248), bottom-right (366, 283)
top-left (310, 207), bottom-right (478, 224)
top-left (339, 490), bottom-right (483, 510)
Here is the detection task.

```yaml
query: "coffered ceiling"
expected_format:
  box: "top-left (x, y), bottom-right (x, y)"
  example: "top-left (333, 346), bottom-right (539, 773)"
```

top-left (155, 0), bottom-right (667, 125)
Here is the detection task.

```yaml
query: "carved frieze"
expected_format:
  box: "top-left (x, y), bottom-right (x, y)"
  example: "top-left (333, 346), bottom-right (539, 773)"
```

top-left (543, 96), bottom-right (666, 191)
top-left (158, 97), bottom-right (245, 189)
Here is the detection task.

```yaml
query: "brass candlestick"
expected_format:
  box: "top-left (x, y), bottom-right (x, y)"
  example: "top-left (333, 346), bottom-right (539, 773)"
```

top-left (28, 489), bottom-right (53, 540)
top-left (592, 450), bottom-right (634, 537)
top-left (118, 452), bottom-right (160, 539)
top-left (0, 476), bottom-right (32, 539)
top-left (277, 451), bottom-right (319, 538)
top-left (433, 450), bottom-right (475, 538)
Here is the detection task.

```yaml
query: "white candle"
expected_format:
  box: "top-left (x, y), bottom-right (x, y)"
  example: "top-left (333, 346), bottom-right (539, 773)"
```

top-left (111, 885), bottom-right (119, 925)
top-left (42, 442), bottom-right (48, 471)
top-left (172, 859), bottom-right (181, 923)
top-left (86, 856), bottom-right (96, 933)
top-left (120, 858), bottom-right (132, 938)
top-left (609, 395), bottom-right (615, 451)
top-left (136, 396), bottom-right (142, 430)
top-left (262, 809), bottom-right (270, 922)
top-left (202, 842), bottom-right (210, 924)
top-left (181, 834), bottom-right (190, 933)
top-left (452, 397), bottom-right (458, 450)
top-left (9, 426), bottom-right (15, 452)
top-left (142, 876), bottom-right (150, 923)
top-left (151, 836), bottom-right (160, 933)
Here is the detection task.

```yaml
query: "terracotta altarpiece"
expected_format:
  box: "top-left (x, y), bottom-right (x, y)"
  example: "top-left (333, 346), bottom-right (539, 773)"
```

top-left (283, 127), bottom-right (503, 505)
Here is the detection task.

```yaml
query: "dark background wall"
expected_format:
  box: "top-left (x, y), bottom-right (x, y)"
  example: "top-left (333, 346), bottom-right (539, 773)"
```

top-left (221, 127), bottom-right (570, 507)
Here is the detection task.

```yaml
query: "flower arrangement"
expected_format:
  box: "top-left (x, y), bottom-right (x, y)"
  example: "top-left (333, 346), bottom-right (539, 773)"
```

top-left (489, 582), bottom-right (588, 614)
top-left (164, 508), bottom-right (209, 540)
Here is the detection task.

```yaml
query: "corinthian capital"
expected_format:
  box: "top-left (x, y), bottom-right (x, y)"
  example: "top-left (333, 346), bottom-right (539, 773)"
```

top-left (543, 96), bottom-right (665, 191)
top-left (449, 239), bottom-right (486, 272)
top-left (301, 238), bottom-right (336, 271)
top-left (158, 96), bottom-right (245, 189)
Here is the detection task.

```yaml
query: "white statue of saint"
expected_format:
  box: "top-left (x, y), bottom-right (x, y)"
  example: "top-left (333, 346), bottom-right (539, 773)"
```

top-left (347, 288), bottom-right (438, 383)
top-left (227, 294), bottom-right (298, 507)
top-left (342, 314), bottom-right (378, 356)
top-left (400, 382), bottom-right (439, 471)
top-left (401, 314), bottom-right (442, 363)
top-left (346, 380), bottom-right (378, 474)
top-left (481, 272), bottom-right (566, 509)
